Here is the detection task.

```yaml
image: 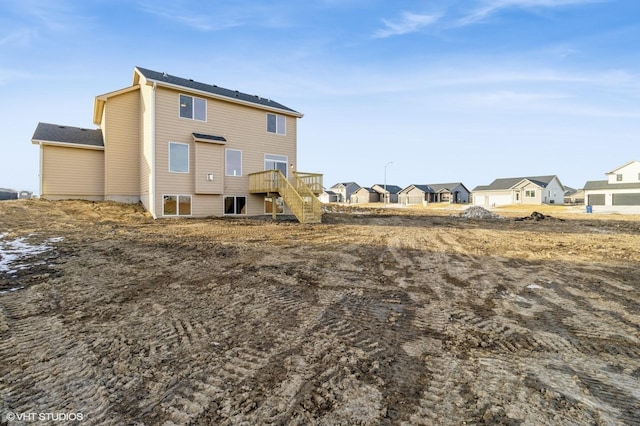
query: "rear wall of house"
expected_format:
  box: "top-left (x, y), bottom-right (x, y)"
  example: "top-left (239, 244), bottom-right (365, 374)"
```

top-left (41, 145), bottom-right (104, 200)
top-left (152, 86), bottom-right (298, 217)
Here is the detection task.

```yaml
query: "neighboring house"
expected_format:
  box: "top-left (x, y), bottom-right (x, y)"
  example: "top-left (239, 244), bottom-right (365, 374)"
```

top-left (564, 187), bottom-right (584, 205)
top-left (32, 67), bottom-right (322, 223)
top-left (318, 190), bottom-right (339, 204)
top-left (371, 184), bottom-right (402, 204)
top-left (398, 182), bottom-right (470, 205)
top-left (0, 188), bottom-right (18, 201)
top-left (398, 185), bottom-right (434, 205)
top-left (428, 183), bottom-right (470, 203)
top-left (329, 182), bottom-right (360, 203)
top-left (350, 187), bottom-right (378, 204)
top-left (583, 160), bottom-right (640, 213)
top-left (472, 175), bottom-right (565, 207)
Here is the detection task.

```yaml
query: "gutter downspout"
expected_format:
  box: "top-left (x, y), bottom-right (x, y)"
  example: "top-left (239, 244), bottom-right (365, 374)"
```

top-left (150, 81), bottom-right (157, 218)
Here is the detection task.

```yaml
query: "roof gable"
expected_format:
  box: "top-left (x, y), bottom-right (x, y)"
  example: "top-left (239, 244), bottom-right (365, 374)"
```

top-left (134, 67), bottom-right (302, 117)
top-left (606, 160), bottom-right (640, 175)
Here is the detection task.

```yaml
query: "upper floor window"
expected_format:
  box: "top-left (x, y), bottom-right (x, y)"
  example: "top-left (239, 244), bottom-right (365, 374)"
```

top-left (169, 142), bottom-right (189, 173)
top-left (616, 174), bottom-right (623, 181)
top-left (226, 149), bottom-right (242, 176)
top-left (180, 94), bottom-right (206, 121)
top-left (267, 113), bottom-right (286, 135)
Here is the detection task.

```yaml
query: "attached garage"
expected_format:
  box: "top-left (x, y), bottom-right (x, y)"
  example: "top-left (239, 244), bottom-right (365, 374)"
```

top-left (587, 194), bottom-right (605, 206)
top-left (612, 193), bottom-right (640, 206)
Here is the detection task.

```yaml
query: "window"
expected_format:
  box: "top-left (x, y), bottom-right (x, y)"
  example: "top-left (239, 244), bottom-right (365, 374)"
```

top-left (266, 113), bottom-right (286, 135)
top-left (224, 196), bottom-right (246, 215)
top-left (169, 142), bottom-right (189, 173)
top-left (163, 195), bottom-right (191, 216)
top-left (179, 94), bottom-right (206, 121)
top-left (265, 154), bottom-right (288, 177)
top-left (225, 149), bottom-right (242, 176)
top-left (616, 174), bottom-right (623, 181)
top-left (265, 197), bottom-right (284, 214)
top-left (525, 190), bottom-right (536, 198)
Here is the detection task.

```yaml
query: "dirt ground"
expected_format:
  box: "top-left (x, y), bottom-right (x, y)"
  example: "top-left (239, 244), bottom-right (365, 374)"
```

top-left (1, 199), bottom-right (639, 425)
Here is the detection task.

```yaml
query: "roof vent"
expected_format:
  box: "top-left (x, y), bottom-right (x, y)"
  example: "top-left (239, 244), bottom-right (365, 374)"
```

top-left (162, 72), bottom-right (167, 78)
top-left (189, 79), bottom-right (194, 82)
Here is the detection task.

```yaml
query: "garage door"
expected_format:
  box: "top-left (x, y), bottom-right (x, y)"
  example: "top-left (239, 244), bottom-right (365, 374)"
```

top-left (588, 194), bottom-right (605, 205)
top-left (488, 195), bottom-right (512, 206)
top-left (473, 195), bottom-right (485, 206)
top-left (612, 193), bottom-right (640, 206)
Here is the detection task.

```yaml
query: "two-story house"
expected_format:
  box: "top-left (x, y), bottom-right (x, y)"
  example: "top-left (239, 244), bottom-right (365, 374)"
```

top-left (584, 160), bottom-right (640, 213)
top-left (31, 67), bottom-right (322, 223)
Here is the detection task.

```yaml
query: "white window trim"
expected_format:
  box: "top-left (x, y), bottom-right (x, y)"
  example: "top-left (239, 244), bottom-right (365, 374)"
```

top-left (179, 94), bottom-right (207, 122)
top-left (162, 194), bottom-right (192, 217)
top-left (266, 113), bottom-right (286, 136)
top-left (168, 142), bottom-right (189, 174)
top-left (223, 195), bottom-right (248, 215)
top-left (264, 153), bottom-right (288, 178)
top-left (525, 189), bottom-right (536, 198)
top-left (225, 149), bottom-right (242, 177)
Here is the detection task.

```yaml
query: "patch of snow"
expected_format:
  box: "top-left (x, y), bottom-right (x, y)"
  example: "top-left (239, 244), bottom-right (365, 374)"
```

top-left (0, 234), bottom-right (63, 275)
top-left (527, 284), bottom-right (543, 289)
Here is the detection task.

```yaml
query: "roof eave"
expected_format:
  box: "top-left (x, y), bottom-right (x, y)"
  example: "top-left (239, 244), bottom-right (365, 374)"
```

top-left (32, 139), bottom-right (105, 150)
top-left (143, 78), bottom-right (303, 118)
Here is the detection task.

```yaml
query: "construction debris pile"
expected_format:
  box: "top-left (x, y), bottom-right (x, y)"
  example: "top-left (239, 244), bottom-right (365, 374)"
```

top-left (515, 212), bottom-right (565, 222)
top-left (458, 206), bottom-right (503, 219)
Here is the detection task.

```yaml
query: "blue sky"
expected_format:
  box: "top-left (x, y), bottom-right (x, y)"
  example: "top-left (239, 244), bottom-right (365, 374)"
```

top-left (1, 0), bottom-right (639, 193)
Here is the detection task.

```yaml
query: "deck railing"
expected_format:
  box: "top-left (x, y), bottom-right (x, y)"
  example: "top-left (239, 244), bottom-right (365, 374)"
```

top-left (248, 170), bottom-right (322, 223)
top-left (292, 172), bottom-right (323, 194)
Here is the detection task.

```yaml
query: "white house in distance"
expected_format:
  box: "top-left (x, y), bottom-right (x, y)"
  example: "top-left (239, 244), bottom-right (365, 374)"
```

top-left (583, 160), bottom-right (640, 213)
top-left (472, 175), bottom-right (565, 207)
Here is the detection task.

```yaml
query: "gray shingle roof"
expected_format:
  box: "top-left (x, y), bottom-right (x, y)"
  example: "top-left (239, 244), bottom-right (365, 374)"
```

top-left (474, 175), bottom-right (557, 191)
top-left (135, 67), bottom-right (300, 115)
top-left (32, 122), bottom-right (103, 147)
top-left (584, 180), bottom-right (640, 190)
top-left (192, 133), bottom-right (226, 143)
top-left (373, 184), bottom-right (402, 194)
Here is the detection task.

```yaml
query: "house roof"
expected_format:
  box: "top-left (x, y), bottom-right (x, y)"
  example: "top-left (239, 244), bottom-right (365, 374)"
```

top-left (31, 122), bottom-right (104, 148)
top-left (134, 67), bottom-right (302, 117)
top-left (473, 175), bottom-right (558, 191)
top-left (372, 184), bottom-right (402, 194)
top-left (583, 180), bottom-right (640, 190)
top-left (400, 184), bottom-right (434, 194)
top-left (330, 182), bottom-right (360, 190)
top-left (606, 160), bottom-right (640, 175)
top-left (192, 133), bottom-right (227, 144)
top-left (355, 187), bottom-right (376, 193)
top-left (428, 182), bottom-right (470, 193)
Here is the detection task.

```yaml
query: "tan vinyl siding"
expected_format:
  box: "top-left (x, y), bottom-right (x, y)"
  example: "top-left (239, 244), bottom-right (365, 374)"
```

top-left (41, 145), bottom-right (104, 200)
top-left (195, 142), bottom-right (223, 194)
top-left (153, 86), bottom-right (298, 217)
top-left (103, 88), bottom-right (140, 200)
top-left (139, 84), bottom-right (155, 213)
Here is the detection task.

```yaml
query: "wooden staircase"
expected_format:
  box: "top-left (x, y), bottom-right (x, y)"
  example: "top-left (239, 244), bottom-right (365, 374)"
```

top-left (249, 170), bottom-right (323, 224)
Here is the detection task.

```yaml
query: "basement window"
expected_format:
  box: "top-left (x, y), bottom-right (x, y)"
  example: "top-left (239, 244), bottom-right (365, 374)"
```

top-left (224, 196), bottom-right (246, 215)
top-left (163, 195), bottom-right (191, 216)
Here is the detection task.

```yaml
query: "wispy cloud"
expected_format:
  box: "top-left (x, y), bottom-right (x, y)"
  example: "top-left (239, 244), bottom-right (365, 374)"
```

top-left (0, 28), bottom-right (38, 47)
top-left (374, 11), bottom-right (441, 38)
top-left (457, 0), bottom-right (606, 26)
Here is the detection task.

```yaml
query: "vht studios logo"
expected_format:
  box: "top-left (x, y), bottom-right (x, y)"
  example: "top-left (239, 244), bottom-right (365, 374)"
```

top-left (5, 411), bottom-right (84, 422)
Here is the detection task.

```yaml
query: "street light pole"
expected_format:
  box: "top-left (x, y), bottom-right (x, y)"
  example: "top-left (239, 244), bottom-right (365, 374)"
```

top-left (384, 161), bottom-right (393, 207)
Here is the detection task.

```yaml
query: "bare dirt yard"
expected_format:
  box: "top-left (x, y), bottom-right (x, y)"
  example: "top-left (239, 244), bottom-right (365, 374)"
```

top-left (1, 199), bottom-right (639, 425)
